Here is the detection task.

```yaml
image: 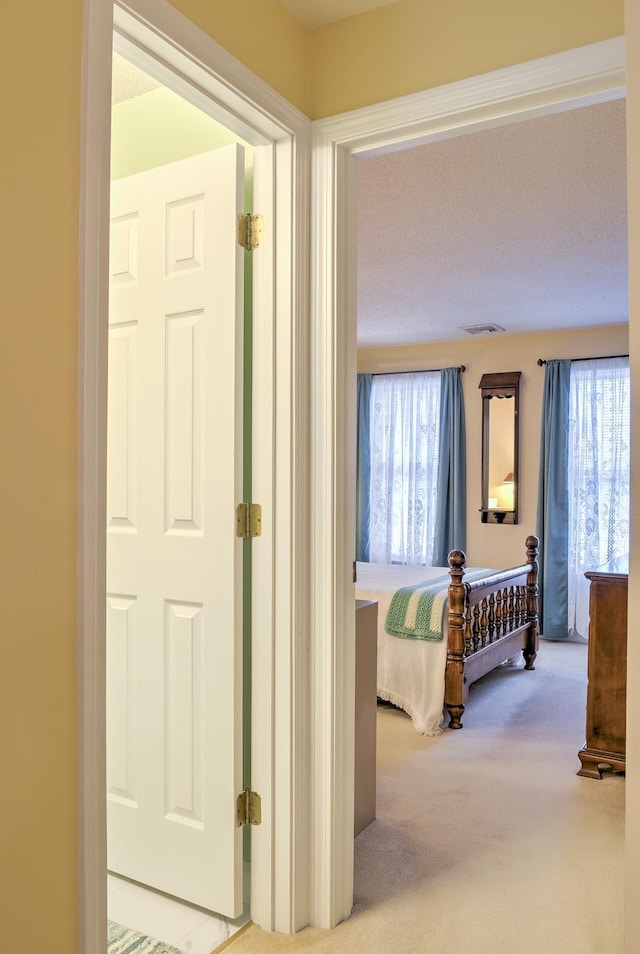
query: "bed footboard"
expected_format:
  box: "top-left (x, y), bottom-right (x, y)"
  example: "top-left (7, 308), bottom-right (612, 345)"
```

top-left (444, 535), bottom-right (539, 729)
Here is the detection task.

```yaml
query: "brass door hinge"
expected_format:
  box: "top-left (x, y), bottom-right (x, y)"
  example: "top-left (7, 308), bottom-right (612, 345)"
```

top-left (237, 213), bottom-right (263, 251)
top-left (236, 789), bottom-right (262, 826)
top-left (236, 502), bottom-right (262, 538)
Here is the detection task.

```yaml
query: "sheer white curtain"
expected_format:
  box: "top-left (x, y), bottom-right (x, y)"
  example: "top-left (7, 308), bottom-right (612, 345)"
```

top-left (368, 371), bottom-right (440, 565)
top-left (567, 357), bottom-right (630, 639)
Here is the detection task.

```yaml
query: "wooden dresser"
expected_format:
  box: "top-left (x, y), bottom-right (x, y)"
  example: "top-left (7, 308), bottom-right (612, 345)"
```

top-left (355, 600), bottom-right (377, 834)
top-left (577, 555), bottom-right (627, 779)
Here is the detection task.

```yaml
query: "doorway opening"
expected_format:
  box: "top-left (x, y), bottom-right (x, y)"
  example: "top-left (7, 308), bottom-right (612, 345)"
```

top-left (79, 2), bottom-right (312, 950)
top-left (308, 33), bottom-right (626, 934)
top-left (106, 48), bottom-right (254, 950)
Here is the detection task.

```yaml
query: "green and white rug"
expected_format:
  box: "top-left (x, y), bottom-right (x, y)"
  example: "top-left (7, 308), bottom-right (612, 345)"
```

top-left (107, 920), bottom-right (183, 954)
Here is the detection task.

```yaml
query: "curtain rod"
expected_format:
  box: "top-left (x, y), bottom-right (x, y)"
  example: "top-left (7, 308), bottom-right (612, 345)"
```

top-left (537, 355), bottom-right (628, 366)
top-left (371, 365), bottom-right (466, 375)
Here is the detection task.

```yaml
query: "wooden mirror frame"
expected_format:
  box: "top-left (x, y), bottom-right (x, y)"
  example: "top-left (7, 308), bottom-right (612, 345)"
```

top-left (479, 371), bottom-right (520, 525)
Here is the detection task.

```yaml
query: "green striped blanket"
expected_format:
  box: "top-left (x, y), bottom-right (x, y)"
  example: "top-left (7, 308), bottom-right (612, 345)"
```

top-left (385, 569), bottom-right (490, 640)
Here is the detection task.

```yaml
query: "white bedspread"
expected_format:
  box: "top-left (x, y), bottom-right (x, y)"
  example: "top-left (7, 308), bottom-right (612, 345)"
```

top-left (355, 561), bottom-right (489, 736)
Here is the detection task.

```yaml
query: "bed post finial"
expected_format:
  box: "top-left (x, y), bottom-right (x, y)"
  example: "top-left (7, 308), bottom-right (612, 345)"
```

top-left (445, 549), bottom-right (467, 729)
top-left (525, 534), bottom-right (539, 556)
top-left (524, 535), bottom-right (539, 669)
top-left (448, 549), bottom-right (466, 574)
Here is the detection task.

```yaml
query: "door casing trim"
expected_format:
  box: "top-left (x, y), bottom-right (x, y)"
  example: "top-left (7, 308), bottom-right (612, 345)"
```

top-left (79, 0), bottom-right (311, 948)
top-left (308, 34), bottom-right (625, 928)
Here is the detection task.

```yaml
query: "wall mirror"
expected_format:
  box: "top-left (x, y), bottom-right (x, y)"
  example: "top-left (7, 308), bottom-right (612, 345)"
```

top-left (479, 371), bottom-right (520, 524)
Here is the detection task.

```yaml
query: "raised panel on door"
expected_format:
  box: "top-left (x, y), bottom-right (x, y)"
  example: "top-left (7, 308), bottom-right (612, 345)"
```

top-left (165, 310), bottom-right (204, 534)
top-left (107, 324), bottom-right (138, 531)
top-left (106, 595), bottom-right (137, 806)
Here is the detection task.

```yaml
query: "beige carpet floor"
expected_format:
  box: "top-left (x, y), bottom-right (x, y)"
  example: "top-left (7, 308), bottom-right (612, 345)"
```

top-left (227, 641), bottom-right (624, 953)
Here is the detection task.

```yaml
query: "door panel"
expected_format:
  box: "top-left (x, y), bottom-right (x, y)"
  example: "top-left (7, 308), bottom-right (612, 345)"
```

top-left (107, 146), bottom-right (245, 917)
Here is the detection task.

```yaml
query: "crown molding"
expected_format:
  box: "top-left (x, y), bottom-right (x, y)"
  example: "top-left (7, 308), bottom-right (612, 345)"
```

top-left (313, 36), bottom-right (625, 157)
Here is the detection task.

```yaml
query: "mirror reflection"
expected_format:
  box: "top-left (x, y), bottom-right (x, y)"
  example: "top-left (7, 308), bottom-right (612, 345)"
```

top-left (479, 372), bottom-right (520, 524)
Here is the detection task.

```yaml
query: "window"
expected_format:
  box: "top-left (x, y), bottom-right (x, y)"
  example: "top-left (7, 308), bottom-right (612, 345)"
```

top-left (567, 357), bottom-right (630, 638)
top-left (367, 371), bottom-right (440, 565)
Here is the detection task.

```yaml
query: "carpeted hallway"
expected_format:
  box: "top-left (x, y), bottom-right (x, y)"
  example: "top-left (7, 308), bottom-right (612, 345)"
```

top-left (226, 641), bottom-right (624, 953)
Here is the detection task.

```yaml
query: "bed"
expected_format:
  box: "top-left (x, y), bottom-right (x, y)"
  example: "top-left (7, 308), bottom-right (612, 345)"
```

top-left (354, 535), bottom-right (539, 734)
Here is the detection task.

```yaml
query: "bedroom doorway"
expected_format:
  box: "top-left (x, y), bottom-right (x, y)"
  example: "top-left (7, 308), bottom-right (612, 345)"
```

top-left (308, 37), bottom-right (625, 918)
top-left (351, 92), bottom-right (628, 800)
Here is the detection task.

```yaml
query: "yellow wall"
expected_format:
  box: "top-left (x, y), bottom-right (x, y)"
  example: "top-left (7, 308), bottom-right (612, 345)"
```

top-left (1, 1), bottom-right (81, 951)
top-left (171, 0), bottom-right (310, 114)
top-left (310, 0), bottom-right (623, 118)
top-left (0, 0), bottom-right (629, 951)
top-left (358, 324), bottom-right (629, 570)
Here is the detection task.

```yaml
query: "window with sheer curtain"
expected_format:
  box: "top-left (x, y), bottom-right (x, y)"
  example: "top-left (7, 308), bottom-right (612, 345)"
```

top-left (567, 357), bottom-right (630, 639)
top-left (368, 371), bottom-right (440, 565)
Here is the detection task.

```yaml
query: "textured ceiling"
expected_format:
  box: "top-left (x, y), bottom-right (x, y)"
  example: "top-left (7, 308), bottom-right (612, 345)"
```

top-left (357, 98), bottom-right (628, 348)
top-left (279, 0), bottom-right (399, 30)
top-left (111, 56), bottom-right (628, 351)
top-left (112, 53), bottom-right (161, 103)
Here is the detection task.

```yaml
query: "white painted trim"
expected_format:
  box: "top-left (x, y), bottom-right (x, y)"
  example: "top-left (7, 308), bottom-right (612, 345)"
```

top-left (113, 0), bottom-right (305, 143)
top-left (309, 36), bottom-right (625, 928)
top-left (78, 3), bottom-right (113, 951)
top-left (308, 139), bottom-right (358, 929)
top-left (314, 36), bottom-right (625, 156)
top-left (79, 0), bottom-right (311, 944)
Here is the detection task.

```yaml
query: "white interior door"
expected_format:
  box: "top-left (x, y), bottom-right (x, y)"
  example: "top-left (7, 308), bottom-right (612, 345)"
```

top-left (106, 146), bottom-right (245, 917)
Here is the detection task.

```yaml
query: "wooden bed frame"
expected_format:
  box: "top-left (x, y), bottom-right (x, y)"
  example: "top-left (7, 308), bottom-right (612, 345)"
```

top-left (444, 534), bottom-right (540, 729)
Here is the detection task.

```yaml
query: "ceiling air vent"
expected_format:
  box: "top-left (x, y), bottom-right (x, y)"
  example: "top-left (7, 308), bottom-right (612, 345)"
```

top-left (460, 323), bottom-right (506, 336)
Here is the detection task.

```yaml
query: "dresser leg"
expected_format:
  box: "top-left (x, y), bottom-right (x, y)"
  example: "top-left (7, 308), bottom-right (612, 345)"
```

top-left (577, 745), bottom-right (626, 779)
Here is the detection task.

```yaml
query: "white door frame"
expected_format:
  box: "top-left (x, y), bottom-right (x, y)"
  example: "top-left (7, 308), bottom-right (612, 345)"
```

top-left (78, 0), bottom-right (311, 949)
top-left (309, 35), bottom-right (625, 928)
